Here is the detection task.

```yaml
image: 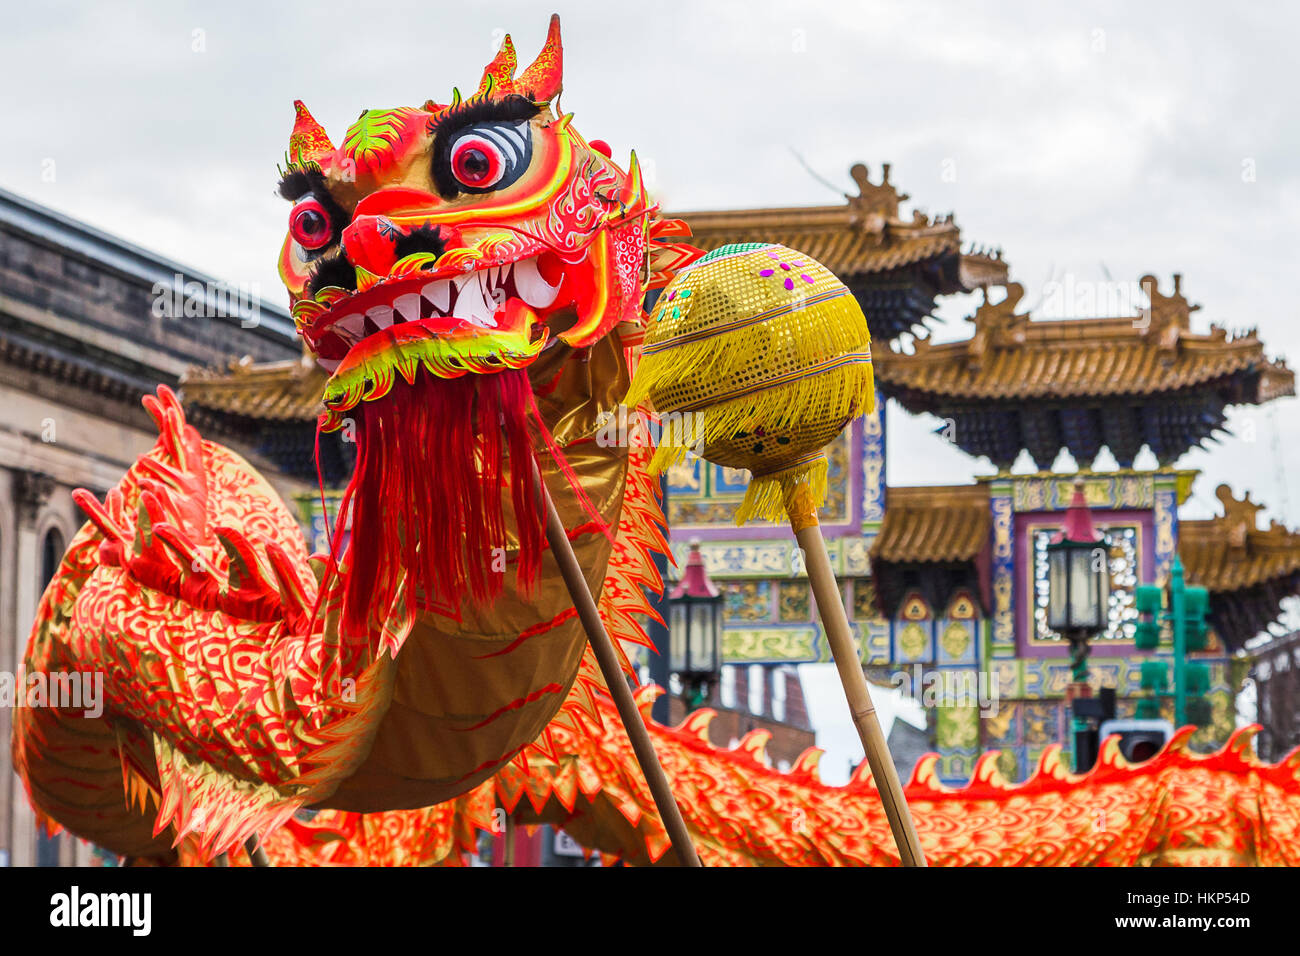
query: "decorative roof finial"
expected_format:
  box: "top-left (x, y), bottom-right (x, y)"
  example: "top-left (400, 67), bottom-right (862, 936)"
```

top-left (1058, 479), bottom-right (1102, 544)
top-left (670, 539), bottom-right (721, 599)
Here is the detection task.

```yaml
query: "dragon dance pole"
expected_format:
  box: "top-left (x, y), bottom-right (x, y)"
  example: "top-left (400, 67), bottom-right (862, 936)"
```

top-left (244, 834), bottom-right (271, 867)
top-left (786, 484), bottom-right (927, 867)
top-left (536, 466), bottom-right (704, 867)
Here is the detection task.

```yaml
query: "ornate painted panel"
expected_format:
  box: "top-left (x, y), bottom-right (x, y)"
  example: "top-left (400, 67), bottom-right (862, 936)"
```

top-left (989, 482), bottom-right (1016, 657)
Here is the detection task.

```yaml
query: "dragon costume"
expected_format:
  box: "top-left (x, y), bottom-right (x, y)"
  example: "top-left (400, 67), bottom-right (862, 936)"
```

top-left (14, 15), bottom-right (697, 863)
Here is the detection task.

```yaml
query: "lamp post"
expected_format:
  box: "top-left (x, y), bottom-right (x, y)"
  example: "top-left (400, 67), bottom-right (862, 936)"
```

top-left (1047, 480), bottom-right (1110, 681)
top-left (1046, 479), bottom-right (1111, 771)
top-left (668, 539), bottom-right (724, 710)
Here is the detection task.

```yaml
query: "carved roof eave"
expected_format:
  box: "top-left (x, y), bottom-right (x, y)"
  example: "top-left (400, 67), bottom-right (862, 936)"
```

top-left (179, 350), bottom-right (328, 423)
top-left (869, 484), bottom-right (992, 565)
top-left (1180, 485), bottom-right (1300, 594)
top-left (874, 321), bottom-right (1294, 402)
top-left (958, 251), bottom-right (1010, 292)
top-left (672, 163), bottom-right (1006, 286)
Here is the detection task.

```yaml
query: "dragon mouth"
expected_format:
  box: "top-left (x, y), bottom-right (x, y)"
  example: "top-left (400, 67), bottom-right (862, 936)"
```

top-left (311, 252), bottom-right (566, 371)
top-left (307, 251), bottom-right (574, 419)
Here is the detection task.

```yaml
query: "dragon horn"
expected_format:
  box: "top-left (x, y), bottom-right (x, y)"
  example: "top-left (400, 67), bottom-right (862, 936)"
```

top-left (476, 34), bottom-right (518, 97)
top-left (288, 100), bottom-right (334, 166)
top-left (516, 13), bottom-right (562, 103)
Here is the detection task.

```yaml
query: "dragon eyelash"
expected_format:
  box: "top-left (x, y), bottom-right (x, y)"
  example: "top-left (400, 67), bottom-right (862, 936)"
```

top-left (276, 161), bottom-right (327, 200)
top-left (425, 93), bottom-right (541, 137)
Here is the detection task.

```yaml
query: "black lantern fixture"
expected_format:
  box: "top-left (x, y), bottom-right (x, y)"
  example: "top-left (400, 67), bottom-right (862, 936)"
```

top-left (668, 539), bottom-right (723, 708)
top-left (1046, 479), bottom-right (1110, 682)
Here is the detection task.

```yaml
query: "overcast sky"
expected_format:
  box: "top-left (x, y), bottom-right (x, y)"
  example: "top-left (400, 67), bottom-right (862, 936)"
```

top-left (4, 1), bottom-right (1298, 783)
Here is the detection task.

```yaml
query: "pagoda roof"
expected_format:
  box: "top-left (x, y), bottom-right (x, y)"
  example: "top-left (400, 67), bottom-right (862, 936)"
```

top-left (875, 275), bottom-right (1293, 469)
top-left (875, 277), bottom-right (1293, 402)
top-left (871, 484), bottom-right (991, 564)
top-left (179, 353), bottom-right (361, 485)
top-left (673, 163), bottom-right (1007, 340)
top-left (868, 483), bottom-right (992, 617)
top-left (180, 350), bottom-right (328, 423)
top-left (1181, 485), bottom-right (1300, 650)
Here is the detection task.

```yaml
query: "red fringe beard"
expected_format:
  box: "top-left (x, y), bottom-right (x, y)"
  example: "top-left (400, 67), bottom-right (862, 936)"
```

top-left (327, 368), bottom-right (545, 645)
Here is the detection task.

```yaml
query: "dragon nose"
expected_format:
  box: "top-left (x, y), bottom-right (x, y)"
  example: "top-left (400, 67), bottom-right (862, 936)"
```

top-left (341, 214), bottom-right (401, 279)
top-left (341, 188), bottom-right (451, 280)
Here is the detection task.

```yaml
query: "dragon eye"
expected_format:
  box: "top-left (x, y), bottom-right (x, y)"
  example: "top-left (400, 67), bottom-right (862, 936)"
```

top-left (290, 198), bottom-right (333, 250)
top-left (442, 120), bottom-right (531, 194)
top-left (450, 135), bottom-right (505, 189)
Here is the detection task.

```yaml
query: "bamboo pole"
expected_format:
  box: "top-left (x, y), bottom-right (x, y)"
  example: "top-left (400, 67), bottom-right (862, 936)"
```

top-left (535, 466), bottom-right (703, 867)
top-left (786, 484), bottom-right (927, 867)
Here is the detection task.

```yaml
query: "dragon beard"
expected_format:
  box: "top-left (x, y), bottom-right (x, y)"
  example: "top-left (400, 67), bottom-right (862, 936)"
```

top-left (330, 368), bottom-right (545, 643)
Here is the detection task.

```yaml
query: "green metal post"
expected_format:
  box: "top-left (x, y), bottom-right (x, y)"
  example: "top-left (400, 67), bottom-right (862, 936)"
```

top-left (1171, 555), bottom-right (1186, 728)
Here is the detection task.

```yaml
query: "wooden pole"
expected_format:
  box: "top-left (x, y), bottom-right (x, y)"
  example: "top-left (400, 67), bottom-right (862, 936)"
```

top-left (786, 483), bottom-right (927, 867)
top-left (503, 808), bottom-right (516, 868)
top-left (535, 466), bottom-right (703, 866)
top-left (243, 833), bottom-right (271, 867)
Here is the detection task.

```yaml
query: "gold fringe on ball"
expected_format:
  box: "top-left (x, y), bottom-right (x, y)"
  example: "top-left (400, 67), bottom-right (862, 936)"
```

top-left (631, 287), bottom-right (864, 394)
top-left (735, 452), bottom-right (828, 525)
top-left (638, 354), bottom-right (873, 470)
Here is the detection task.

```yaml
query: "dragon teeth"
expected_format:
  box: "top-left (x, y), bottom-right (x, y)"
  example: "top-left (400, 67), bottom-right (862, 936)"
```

top-left (332, 313), bottom-right (364, 344)
top-left (513, 257), bottom-right (561, 309)
top-left (365, 305), bottom-right (395, 331)
top-left (392, 293), bottom-right (422, 323)
top-left (452, 272), bottom-right (495, 327)
top-left (421, 279), bottom-right (451, 315)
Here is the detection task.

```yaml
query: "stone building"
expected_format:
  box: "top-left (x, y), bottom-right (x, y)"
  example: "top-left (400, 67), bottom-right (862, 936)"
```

top-left (0, 186), bottom-right (301, 866)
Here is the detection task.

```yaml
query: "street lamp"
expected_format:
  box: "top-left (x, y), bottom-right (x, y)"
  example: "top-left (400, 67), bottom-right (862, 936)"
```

top-left (668, 539), bottom-right (723, 709)
top-left (1047, 478), bottom-right (1112, 773)
top-left (1046, 479), bottom-right (1110, 682)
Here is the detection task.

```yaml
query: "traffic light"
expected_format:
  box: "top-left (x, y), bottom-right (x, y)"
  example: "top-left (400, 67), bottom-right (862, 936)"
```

top-left (1133, 584), bottom-right (1163, 650)
top-left (1135, 697), bottom-right (1162, 719)
top-left (1185, 660), bottom-right (1213, 728)
top-left (1139, 660), bottom-right (1168, 692)
top-left (1134, 584), bottom-right (1163, 615)
top-left (1186, 696), bottom-right (1213, 728)
top-left (1181, 585), bottom-right (1210, 651)
top-left (1099, 718), bottom-right (1173, 764)
top-left (1185, 661), bottom-right (1210, 695)
top-left (1132, 557), bottom-right (1216, 730)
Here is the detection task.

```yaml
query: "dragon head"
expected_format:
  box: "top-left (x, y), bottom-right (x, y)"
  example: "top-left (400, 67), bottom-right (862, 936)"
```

top-left (276, 16), bottom-right (698, 632)
top-left (278, 15), bottom-right (676, 427)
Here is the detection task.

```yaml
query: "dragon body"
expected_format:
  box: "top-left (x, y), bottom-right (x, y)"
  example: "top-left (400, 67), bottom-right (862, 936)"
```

top-left (226, 720), bottom-right (1300, 868)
